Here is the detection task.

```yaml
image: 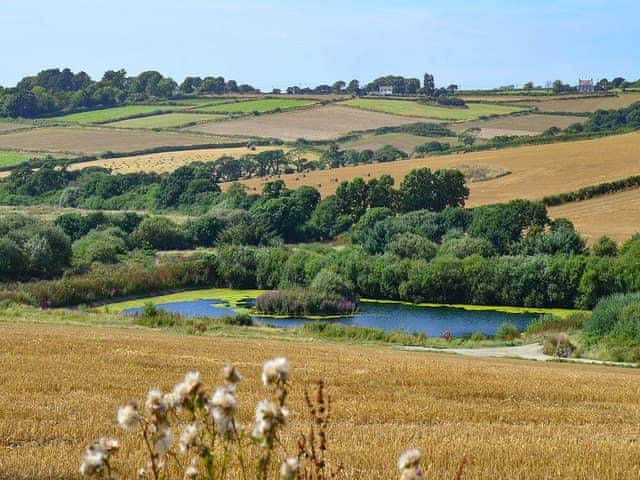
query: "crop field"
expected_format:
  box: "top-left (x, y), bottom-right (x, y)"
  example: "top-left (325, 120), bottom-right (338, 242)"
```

top-left (450, 114), bottom-right (587, 138)
top-left (341, 132), bottom-right (462, 152)
top-left (532, 93), bottom-right (640, 113)
top-left (167, 98), bottom-right (240, 106)
top-left (2, 320), bottom-right (640, 479)
top-left (49, 105), bottom-right (188, 124)
top-left (233, 132), bottom-right (640, 205)
top-left (549, 187), bottom-right (640, 243)
top-left (0, 127), bottom-right (233, 154)
top-left (107, 112), bottom-right (227, 129)
top-left (191, 105), bottom-right (422, 141)
top-left (194, 98), bottom-right (316, 113)
top-left (0, 121), bottom-right (31, 132)
top-left (343, 98), bottom-right (528, 120)
top-left (67, 145), bottom-right (297, 174)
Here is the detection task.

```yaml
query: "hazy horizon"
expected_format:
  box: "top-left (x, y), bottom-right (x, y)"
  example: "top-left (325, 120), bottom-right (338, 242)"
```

top-left (3, 0), bottom-right (639, 91)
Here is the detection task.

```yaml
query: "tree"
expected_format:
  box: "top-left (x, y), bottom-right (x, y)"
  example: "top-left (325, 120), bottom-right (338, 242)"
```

top-left (331, 81), bottom-right (346, 94)
top-left (131, 217), bottom-right (186, 250)
top-left (523, 81), bottom-right (534, 92)
top-left (367, 175), bottom-right (397, 210)
top-left (423, 73), bottom-right (435, 96)
top-left (346, 79), bottom-right (360, 95)
top-left (446, 84), bottom-right (458, 95)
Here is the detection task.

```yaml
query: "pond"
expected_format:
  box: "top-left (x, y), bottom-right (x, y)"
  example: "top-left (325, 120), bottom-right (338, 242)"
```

top-left (122, 298), bottom-right (537, 337)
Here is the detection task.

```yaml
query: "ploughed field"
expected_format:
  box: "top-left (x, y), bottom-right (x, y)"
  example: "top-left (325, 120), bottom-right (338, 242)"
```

top-left (0, 127), bottom-right (235, 154)
top-left (190, 105), bottom-right (425, 141)
top-left (2, 322), bottom-right (640, 479)
top-left (449, 113), bottom-right (587, 138)
top-left (232, 132), bottom-right (640, 205)
top-left (548, 187), bottom-right (640, 243)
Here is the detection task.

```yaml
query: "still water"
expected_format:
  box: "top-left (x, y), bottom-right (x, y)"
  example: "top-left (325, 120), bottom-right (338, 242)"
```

top-left (122, 298), bottom-right (536, 337)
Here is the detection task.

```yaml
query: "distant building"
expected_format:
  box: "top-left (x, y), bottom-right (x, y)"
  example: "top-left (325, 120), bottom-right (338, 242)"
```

top-left (578, 79), bottom-right (595, 94)
top-left (378, 85), bottom-right (393, 96)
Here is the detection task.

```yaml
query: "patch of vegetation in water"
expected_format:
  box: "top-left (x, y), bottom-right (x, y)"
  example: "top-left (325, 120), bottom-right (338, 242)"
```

top-left (255, 289), bottom-right (357, 317)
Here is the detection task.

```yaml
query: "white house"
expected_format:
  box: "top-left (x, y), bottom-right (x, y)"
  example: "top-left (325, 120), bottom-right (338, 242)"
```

top-left (378, 85), bottom-right (393, 96)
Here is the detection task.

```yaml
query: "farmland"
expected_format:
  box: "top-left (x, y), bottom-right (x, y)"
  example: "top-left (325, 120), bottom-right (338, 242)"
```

top-left (2, 319), bottom-right (640, 479)
top-left (49, 104), bottom-right (187, 124)
top-left (0, 150), bottom-right (50, 167)
top-left (548, 187), bottom-right (640, 243)
top-left (343, 98), bottom-right (528, 120)
top-left (232, 132), bottom-right (640, 205)
top-left (107, 112), bottom-right (226, 129)
top-left (0, 121), bottom-right (31, 132)
top-left (532, 93), bottom-right (640, 113)
top-left (0, 127), bottom-right (234, 154)
top-left (191, 105), bottom-right (422, 140)
top-left (194, 98), bottom-right (316, 113)
top-left (450, 113), bottom-right (587, 138)
top-left (67, 145), bottom-right (301, 174)
top-left (341, 132), bottom-right (462, 152)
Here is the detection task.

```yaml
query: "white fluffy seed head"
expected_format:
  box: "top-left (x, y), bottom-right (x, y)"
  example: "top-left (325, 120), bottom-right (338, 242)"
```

top-left (398, 448), bottom-right (422, 471)
top-left (222, 365), bottom-right (243, 386)
top-left (210, 387), bottom-right (237, 435)
top-left (178, 423), bottom-right (199, 454)
top-left (262, 357), bottom-right (289, 386)
top-left (117, 402), bottom-right (141, 430)
top-left (145, 389), bottom-right (167, 414)
top-left (155, 426), bottom-right (173, 457)
top-left (280, 457), bottom-right (300, 480)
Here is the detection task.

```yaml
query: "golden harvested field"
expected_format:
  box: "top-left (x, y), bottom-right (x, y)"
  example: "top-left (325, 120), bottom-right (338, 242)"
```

top-left (2, 321), bottom-right (640, 479)
top-left (0, 127), bottom-right (232, 155)
top-left (549, 188), bottom-right (640, 243)
top-left (232, 133), bottom-right (640, 205)
top-left (190, 105), bottom-right (426, 141)
top-left (68, 146), bottom-right (300, 174)
top-left (533, 93), bottom-right (640, 113)
top-left (450, 114), bottom-right (587, 138)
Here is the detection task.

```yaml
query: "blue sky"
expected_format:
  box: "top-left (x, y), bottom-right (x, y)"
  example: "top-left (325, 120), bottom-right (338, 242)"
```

top-left (2, 0), bottom-right (638, 90)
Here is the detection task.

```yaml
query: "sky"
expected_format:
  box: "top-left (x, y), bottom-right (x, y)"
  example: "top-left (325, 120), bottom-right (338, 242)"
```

top-left (2, 0), bottom-right (639, 91)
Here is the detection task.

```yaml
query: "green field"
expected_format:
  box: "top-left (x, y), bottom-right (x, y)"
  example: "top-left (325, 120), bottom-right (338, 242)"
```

top-left (340, 132), bottom-right (463, 152)
top-left (344, 98), bottom-right (528, 120)
top-left (108, 112), bottom-right (227, 129)
top-left (50, 105), bottom-right (187, 124)
top-left (196, 98), bottom-right (316, 113)
top-left (168, 98), bottom-right (241, 106)
top-left (0, 151), bottom-right (52, 167)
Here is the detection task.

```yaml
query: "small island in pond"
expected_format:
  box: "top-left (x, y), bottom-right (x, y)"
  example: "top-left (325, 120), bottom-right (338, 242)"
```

top-left (255, 289), bottom-right (358, 317)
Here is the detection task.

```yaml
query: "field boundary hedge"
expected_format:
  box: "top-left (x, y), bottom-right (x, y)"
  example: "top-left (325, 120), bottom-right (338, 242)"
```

top-left (543, 175), bottom-right (640, 207)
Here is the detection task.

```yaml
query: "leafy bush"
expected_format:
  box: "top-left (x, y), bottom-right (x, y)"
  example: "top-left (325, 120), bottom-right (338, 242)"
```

top-left (496, 322), bottom-right (520, 340)
top-left (387, 233), bottom-right (437, 261)
top-left (584, 293), bottom-right (640, 337)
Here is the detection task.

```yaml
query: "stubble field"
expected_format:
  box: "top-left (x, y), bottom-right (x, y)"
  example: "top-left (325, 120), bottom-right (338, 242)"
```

top-left (67, 145), bottom-right (298, 174)
top-left (190, 105), bottom-right (424, 141)
top-left (532, 93), bottom-right (640, 113)
top-left (1, 321), bottom-right (640, 479)
top-left (548, 187), bottom-right (640, 243)
top-left (231, 133), bottom-right (640, 206)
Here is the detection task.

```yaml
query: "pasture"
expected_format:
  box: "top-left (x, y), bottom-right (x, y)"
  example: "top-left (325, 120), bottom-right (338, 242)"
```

top-left (232, 132), bottom-right (640, 205)
top-left (191, 105), bottom-right (421, 141)
top-left (0, 127), bottom-right (234, 154)
top-left (343, 98), bottom-right (528, 120)
top-left (532, 93), bottom-right (640, 113)
top-left (49, 105), bottom-right (187, 124)
top-left (107, 112), bottom-right (226, 129)
top-left (2, 319), bottom-right (640, 479)
top-left (0, 150), bottom-right (47, 168)
top-left (67, 145), bottom-right (297, 174)
top-left (341, 132), bottom-right (462, 152)
top-left (194, 98), bottom-right (316, 113)
top-left (549, 187), bottom-right (640, 243)
top-left (450, 113), bottom-right (587, 138)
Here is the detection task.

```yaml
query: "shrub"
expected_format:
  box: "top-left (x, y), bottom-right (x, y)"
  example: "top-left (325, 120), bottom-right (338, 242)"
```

top-left (387, 233), bottom-right (437, 261)
top-left (610, 302), bottom-right (640, 342)
top-left (543, 333), bottom-right (575, 357)
top-left (591, 236), bottom-right (618, 257)
top-left (310, 269), bottom-right (356, 301)
top-left (131, 217), bottom-right (187, 250)
top-left (584, 293), bottom-right (640, 337)
top-left (496, 322), bottom-right (520, 340)
top-left (469, 332), bottom-right (487, 341)
top-left (255, 289), bottom-right (357, 316)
